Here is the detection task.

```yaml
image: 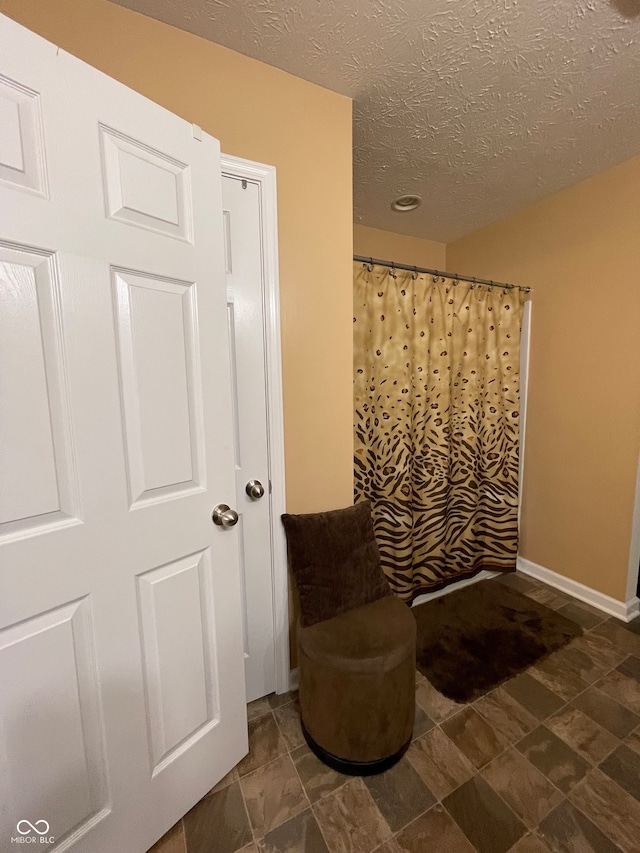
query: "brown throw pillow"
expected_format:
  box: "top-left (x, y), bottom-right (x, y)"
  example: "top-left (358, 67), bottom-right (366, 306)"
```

top-left (281, 501), bottom-right (391, 627)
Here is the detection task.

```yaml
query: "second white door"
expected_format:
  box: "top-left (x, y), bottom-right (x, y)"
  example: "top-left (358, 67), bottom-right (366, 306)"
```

top-left (222, 173), bottom-right (278, 703)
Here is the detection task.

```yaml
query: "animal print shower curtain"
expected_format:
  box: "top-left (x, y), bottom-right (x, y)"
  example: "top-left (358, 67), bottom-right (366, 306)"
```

top-left (353, 261), bottom-right (527, 601)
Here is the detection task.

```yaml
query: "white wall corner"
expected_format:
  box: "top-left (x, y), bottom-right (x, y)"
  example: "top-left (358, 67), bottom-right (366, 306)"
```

top-left (517, 557), bottom-right (638, 623)
top-left (625, 450), bottom-right (640, 604)
top-left (627, 596), bottom-right (640, 622)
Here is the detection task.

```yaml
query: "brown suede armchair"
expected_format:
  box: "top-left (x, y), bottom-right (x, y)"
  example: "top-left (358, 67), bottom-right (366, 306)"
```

top-left (281, 501), bottom-right (416, 775)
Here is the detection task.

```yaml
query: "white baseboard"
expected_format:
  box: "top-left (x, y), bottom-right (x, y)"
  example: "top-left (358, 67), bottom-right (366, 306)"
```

top-left (288, 668), bottom-right (299, 692)
top-left (517, 557), bottom-right (640, 623)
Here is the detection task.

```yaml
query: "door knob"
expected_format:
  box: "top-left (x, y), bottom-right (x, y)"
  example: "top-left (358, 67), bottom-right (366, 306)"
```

top-left (212, 504), bottom-right (239, 527)
top-left (245, 479), bottom-right (265, 500)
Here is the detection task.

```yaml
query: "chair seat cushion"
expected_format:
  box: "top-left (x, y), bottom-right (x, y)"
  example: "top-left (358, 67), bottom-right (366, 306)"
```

top-left (298, 594), bottom-right (416, 674)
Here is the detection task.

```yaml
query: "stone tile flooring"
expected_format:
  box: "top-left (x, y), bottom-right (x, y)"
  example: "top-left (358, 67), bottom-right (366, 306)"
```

top-left (149, 573), bottom-right (640, 853)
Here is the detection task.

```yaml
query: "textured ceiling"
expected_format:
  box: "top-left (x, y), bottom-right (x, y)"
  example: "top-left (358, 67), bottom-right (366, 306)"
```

top-left (110, 0), bottom-right (640, 242)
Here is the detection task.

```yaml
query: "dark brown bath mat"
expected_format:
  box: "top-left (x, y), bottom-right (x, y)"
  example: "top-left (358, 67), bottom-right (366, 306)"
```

top-left (412, 577), bottom-right (583, 703)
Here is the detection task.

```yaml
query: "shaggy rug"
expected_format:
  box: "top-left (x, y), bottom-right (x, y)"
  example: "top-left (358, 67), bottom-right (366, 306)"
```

top-left (412, 578), bottom-right (583, 703)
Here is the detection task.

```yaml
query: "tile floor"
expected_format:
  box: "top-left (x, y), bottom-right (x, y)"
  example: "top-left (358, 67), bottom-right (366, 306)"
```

top-left (149, 573), bottom-right (640, 853)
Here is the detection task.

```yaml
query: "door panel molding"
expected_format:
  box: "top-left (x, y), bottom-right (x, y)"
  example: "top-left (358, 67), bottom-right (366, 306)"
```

top-left (220, 154), bottom-right (290, 695)
top-left (0, 242), bottom-right (81, 541)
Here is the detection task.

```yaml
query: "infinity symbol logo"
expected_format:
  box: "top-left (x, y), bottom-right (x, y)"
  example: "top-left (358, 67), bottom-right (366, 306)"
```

top-left (16, 820), bottom-right (50, 836)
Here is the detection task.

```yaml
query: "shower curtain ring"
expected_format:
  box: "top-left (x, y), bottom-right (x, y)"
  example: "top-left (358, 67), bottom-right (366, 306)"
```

top-left (367, 257), bottom-right (374, 272)
top-left (389, 262), bottom-right (397, 279)
top-left (412, 266), bottom-right (418, 280)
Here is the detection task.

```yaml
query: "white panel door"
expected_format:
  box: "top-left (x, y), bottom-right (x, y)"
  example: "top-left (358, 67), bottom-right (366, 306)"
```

top-left (222, 175), bottom-right (276, 702)
top-left (0, 14), bottom-right (247, 853)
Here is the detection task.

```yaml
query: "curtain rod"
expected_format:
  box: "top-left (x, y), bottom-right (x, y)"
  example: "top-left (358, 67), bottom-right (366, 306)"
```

top-left (353, 255), bottom-right (531, 293)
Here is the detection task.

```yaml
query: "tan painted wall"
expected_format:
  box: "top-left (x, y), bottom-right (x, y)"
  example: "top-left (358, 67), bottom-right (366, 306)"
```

top-left (0, 0), bottom-right (354, 516)
top-left (354, 224), bottom-right (446, 270)
top-left (448, 156), bottom-right (640, 601)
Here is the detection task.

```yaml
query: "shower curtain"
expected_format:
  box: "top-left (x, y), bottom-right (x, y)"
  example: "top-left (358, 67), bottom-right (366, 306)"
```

top-left (353, 261), bottom-right (527, 601)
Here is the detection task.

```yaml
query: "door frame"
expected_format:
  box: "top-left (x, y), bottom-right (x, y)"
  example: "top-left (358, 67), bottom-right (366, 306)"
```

top-left (220, 154), bottom-right (290, 694)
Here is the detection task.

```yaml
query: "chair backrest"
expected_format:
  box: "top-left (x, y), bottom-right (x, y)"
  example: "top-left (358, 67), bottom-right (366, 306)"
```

top-left (281, 501), bottom-right (391, 627)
